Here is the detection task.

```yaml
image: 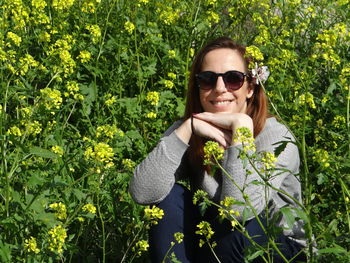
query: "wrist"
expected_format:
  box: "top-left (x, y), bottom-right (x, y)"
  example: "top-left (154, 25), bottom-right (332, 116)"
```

top-left (175, 118), bottom-right (192, 144)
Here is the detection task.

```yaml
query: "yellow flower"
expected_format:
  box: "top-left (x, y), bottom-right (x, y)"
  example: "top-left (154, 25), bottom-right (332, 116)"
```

top-left (6, 32), bottom-right (21, 47)
top-left (49, 202), bottom-right (67, 220)
top-left (132, 240), bottom-right (149, 256)
top-left (105, 93), bottom-right (116, 106)
top-left (146, 91), bottom-right (160, 106)
top-left (96, 124), bottom-right (122, 138)
top-left (260, 151), bottom-right (277, 172)
top-left (18, 54), bottom-right (39, 75)
top-left (48, 225), bottom-right (67, 254)
top-left (77, 50), bottom-right (91, 63)
top-left (159, 7), bottom-right (179, 25)
top-left (52, 0), bottom-right (75, 10)
top-left (246, 45), bottom-right (264, 61)
top-left (163, 79), bottom-right (174, 89)
top-left (168, 50), bottom-right (176, 58)
top-left (174, 232), bottom-right (184, 243)
top-left (84, 142), bottom-right (114, 168)
top-left (167, 72), bottom-right (176, 79)
top-left (86, 24), bottom-right (101, 44)
top-left (31, 0), bottom-right (47, 10)
top-left (146, 112), bottom-right (157, 119)
top-left (82, 203), bottom-right (97, 214)
top-left (122, 158), bottom-right (136, 170)
top-left (144, 205), bottom-right (164, 225)
top-left (24, 237), bottom-right (40, 254)
top-left (8, 126), bottom-right (22, 137)
top-left (51, 145), bottom-right (64, 157)
top-left (313, 149), bottom-right (330, 168)
top-left (332, 115), bottom-right (346, 128)
top-left (124, 21), bottom-right (135, 34)
top-left (193, 190), bottom-right (208, 205)
top-left (206, 11), bottom-right (220, 24)
top-left (196, 221), bottom-right (214, 247)
top-left (233, 127), bottom-right (256, 153)
top-left (203, 141), bottom-right (224, 165)
top-left (40, 88), bottom-right (63, 110)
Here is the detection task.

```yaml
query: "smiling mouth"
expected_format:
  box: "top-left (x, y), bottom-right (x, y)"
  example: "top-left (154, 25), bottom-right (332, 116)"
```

top-left (211, 100), bottom-right (233, 105)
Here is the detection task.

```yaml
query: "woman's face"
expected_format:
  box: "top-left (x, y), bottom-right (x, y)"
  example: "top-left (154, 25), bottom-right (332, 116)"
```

top-left (199, 48), bottom-right (253, 114)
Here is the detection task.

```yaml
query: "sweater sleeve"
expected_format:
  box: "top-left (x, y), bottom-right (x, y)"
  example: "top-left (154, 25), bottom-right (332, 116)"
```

top-left (219, 118), bottom-right (300, 221)
top-left (129, 121), bottom-right (189, 205)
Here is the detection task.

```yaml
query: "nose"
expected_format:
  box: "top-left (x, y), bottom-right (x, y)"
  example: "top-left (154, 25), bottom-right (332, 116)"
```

top-left (214, 76), bottom-right (227, 93)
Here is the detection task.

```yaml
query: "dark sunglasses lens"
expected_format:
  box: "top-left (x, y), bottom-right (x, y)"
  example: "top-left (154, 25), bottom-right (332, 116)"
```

top-left (224, 71), bottom-right (245, 90)
top-left (197, 72), bottom-right (217, 90)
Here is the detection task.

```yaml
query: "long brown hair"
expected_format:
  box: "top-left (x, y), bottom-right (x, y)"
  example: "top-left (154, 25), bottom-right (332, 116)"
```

top-left (184, 37), bottom-right (269, 171)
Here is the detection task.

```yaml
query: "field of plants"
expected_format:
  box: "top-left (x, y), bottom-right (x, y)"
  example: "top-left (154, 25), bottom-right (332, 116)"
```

top-left (0, 0), bottom-right (349, 262)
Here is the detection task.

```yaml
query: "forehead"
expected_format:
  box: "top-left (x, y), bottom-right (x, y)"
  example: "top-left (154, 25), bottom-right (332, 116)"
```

top-left (201, 48), bottom-right (246, 72)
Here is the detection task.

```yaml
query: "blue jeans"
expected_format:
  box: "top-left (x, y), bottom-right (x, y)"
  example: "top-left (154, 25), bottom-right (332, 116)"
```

top-left (149, 184), bottom-right (306, 263)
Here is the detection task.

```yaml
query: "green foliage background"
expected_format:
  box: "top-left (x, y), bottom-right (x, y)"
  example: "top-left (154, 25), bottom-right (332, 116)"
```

top-left (0, 0), bottom-right (349, 262)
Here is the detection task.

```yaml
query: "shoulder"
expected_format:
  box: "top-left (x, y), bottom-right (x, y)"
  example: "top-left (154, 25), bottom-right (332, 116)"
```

top-left (257, 117), bottom-right (294, 141)
top-left (255, 117), bottom-right (297, 151)
top-left (162, 119), bottom-right (184, 137)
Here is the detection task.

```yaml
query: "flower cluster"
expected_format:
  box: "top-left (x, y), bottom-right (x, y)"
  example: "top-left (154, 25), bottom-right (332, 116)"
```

top-left (84, 142), bottom-right (115, 168)
top-left (218, 197), bottom-right (240, 226)
top-left (246, 45), bottom-right (264, 61)
top-left (51, 145), bottom-right (64, 157)
top-left (77, 50), bottom-right (91, 63)
top-left (203, 141), bottom-right (224, 165)
top-left (96, 124), bottom-right (123, 138)
top-left (146, 112), bottom-right (157, 119)
top-left (40, 88), bottom-right (63, 111)
top-left (144, 205), bottom-right (164, 225)
top-left (313, 149), bottom-right (330, 168)
top-left (49, 202), bottom-right (67, 220)
top-left (122, 158), bottom-right (136, 171)
top-left (260, 151), bottom-right (277, 173)
top-left (174, 232), bottom-right (184, 244)
top-left (81, 0), bottom-right (101, 13)
top-left (233, 127), bottom-right (256, 154)
top-left (86, 24), bottom-right (101, 44)
top-left (195, 221), bottom-right (215, 248)
top-left (146, 91), bottom-right (160, 106)
top-left (192, 190), bottom-right (208, 205)
top-left (65, 81), bottom-right (84, 100)
top-left (82, 203), bottom-right (97, 214)
top-left (296, 92), bottom-right (316, 109)
top-left (132, 240), bottom-right (149, 256)
top-left (6, 32), bottom-right (22, 47)
top-left (105, 93), bottom-right (116, 106)
top-left (48, 225), bottom-right (67, 254)
top-left (159, 7), bottom-right (179, 25)
top-left (52, 0), bottom-right (75, 11)
top-left (24, 237), bottom-right (40, 254)
top-left (124, 21), bottom-right (135, 34)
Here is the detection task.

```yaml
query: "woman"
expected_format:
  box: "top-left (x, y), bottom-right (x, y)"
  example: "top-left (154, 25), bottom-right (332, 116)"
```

top-left (130, 37), bottom-right (306, 262)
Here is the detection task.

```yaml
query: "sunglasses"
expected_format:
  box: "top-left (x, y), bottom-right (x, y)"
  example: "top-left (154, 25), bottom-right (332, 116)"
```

top-left (196, 70), bottom-right (249, 90)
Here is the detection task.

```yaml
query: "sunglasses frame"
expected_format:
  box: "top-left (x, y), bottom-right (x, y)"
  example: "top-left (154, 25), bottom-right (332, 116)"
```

top-left (195, 70), bottom-right (250, 91)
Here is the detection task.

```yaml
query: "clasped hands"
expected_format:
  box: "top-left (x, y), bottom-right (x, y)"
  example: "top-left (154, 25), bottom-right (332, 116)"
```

top-left (176, 112), bottom-right (254, 149)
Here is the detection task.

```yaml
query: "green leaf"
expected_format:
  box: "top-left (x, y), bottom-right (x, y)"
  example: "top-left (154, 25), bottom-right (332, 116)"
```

top-left (30, 147), bottom-right (57, 159)
top-left (317, 244), bottom-right (347, 255)
top-left (280, 207), bottom-right (296, 229)
top-left (245, 249), bottom-right (264, 261)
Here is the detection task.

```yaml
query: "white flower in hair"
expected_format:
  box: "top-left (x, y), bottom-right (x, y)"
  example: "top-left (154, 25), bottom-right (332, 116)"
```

top-left (251, 62), bottom-right (270, 84)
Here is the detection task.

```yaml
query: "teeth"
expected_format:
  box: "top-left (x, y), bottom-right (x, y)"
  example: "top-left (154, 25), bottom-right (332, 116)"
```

top-left (212, 100), bottom-right (231, 105)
